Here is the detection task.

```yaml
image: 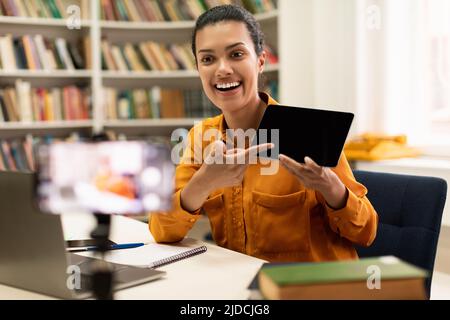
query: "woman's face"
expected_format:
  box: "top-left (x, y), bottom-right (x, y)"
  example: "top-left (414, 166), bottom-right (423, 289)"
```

top-left (195, 21), bottom-right (265, 113)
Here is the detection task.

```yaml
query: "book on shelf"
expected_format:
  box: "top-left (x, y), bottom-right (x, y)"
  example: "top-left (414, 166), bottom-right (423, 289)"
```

top-left (15, 79), bottom-right (33, 121)
top-left (1, 88), bottom-right (19, 121)
top-left (0, 140), bottom-right (18, 171)
top-left (55, 37), bottom-right (75, 70)
top-left (0, 81), bottom-right (90, 122)
top-left (83, 36), bottom-right (92, 69)
top-left (0, 0), bottom-right (90, 20)
top-left (258, 256), bottom-right (428, 300)
top-left (159, 88), bottom-right (185, 118)
top-left (67, 42), bottom-right (85, 69)
top-left (0, 34), bottom-right (16, 71)
top-left (0, 33), bottom-right (90, 71)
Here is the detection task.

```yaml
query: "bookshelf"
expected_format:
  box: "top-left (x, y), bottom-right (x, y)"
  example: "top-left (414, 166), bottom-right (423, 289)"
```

top-left (0, 0), bottom-right (279, 142)
top-left (0, 15), bottom-right (91, 26)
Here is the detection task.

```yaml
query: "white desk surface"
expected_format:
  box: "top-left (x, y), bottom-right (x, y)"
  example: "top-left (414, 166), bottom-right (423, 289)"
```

top-left (0, 214), bottom-right (265, 300)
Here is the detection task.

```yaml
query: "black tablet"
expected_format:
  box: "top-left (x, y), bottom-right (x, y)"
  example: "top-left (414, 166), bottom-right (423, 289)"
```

top-left (256, 105), bottom-right (354, 167)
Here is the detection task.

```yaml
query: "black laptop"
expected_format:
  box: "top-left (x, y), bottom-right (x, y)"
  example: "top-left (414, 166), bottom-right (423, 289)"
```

top-left (257, 105), bottom-right (354, 167)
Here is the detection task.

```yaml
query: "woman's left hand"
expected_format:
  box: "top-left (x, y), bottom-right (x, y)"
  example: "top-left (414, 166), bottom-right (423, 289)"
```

top-left (278, 154), bottom-right (348, 209)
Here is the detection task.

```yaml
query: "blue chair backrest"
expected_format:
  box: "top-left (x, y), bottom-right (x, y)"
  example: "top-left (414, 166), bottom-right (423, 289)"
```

top-left (353, 170), bottom-right (447, 298)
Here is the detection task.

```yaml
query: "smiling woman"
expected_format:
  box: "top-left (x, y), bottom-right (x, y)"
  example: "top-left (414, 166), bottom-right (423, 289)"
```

top-left (149, 4), bottom-right (379, 264)
top-left (193, 15), bottom-right (266, 128)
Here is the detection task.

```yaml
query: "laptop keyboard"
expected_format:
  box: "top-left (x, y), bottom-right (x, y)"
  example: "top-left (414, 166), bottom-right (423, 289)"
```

top-left (67, 253), bottom-right (128, 275)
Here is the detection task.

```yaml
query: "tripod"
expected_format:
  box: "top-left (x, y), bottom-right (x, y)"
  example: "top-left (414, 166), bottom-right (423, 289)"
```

top-left (90, 213), bottom-right (114, 300)
top-left (87, 132), bottom-right (115, 299)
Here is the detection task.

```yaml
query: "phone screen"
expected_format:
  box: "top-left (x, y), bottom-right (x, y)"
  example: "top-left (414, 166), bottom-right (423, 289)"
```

top-left (36, 141), bottom-right (174, 215)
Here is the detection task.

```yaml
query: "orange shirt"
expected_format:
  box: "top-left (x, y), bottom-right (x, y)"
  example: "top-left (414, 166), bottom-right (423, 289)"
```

top-left (149, 93), bottom-right (378, 262)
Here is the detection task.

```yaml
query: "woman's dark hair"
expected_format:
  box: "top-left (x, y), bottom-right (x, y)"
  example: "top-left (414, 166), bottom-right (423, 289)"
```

top-left (191, 4), bottom-right (265, 61)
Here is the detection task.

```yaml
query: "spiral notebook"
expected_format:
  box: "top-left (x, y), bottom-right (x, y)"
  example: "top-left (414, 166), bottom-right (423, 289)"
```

top-left (84, 238), bottom-right (207, 269)
top-left (146, 244), bottom-right (207, 269)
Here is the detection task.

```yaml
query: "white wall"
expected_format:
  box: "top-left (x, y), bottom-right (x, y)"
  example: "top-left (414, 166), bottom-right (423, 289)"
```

top-left (279, 0), bottom-right (357, 115)
top-left (278, 0), bottom-right (315, 106)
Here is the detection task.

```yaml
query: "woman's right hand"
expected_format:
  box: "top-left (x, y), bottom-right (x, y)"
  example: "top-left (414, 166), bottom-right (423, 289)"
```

top-left (198, 140), bottom-right (274, 191)
top-left (180, 140), bottom-right (274, 213)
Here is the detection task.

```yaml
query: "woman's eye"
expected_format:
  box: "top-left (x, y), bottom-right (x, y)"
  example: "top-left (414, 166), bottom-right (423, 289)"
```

top-left (231, 51), bottom-right (244, 58)
top-left (200, 56), bottom-right (213, 64)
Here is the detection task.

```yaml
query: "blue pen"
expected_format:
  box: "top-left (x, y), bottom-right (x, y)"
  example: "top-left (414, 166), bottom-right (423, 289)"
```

top-left (109, 243), bottom-right (144, 250)
top-left (67, 242), bottom-right (144, 252)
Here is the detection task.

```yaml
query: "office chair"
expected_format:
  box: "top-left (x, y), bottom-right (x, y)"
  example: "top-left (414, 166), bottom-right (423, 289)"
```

top-left (353, 170), bottom-right (447, 298)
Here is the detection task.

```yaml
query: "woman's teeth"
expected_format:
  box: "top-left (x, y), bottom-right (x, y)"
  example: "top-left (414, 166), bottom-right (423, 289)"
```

top-left (215, 82), bottom-right (241, 91)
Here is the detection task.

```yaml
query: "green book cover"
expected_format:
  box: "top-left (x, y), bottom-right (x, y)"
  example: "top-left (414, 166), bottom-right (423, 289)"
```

top-left (196, 0), bottom-right (208, 12)
top-left (145, 90), bottom-right (153, 119)
top-left (101, 51), bottom-right (107, 70)
top-left (241, 0), bottom-right (258, 14)
top-left (260, 256), bottom-right (428, 287)
top-left (46, 0), bottom-right (63, 19)
top-left (254, 0), bottom-right (265, 13)
top-left (133, 44), bottom-right (151, 71)
top-left (115, 0), bottom-right (129, 21)
top-left (125, 90), bottom-right (136, 119)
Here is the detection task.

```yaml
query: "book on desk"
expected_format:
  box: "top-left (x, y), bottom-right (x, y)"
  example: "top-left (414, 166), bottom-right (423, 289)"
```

top-left (258, 256), bottom-right (428, 300)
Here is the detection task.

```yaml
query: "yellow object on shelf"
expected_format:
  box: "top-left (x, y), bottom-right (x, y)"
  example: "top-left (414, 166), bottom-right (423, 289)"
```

top-left (344, 133), bottom-right (421, 161)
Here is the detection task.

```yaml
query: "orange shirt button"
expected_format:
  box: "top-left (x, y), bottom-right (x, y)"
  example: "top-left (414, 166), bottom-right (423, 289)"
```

top-left (237, 222), bottom-right (242, 227)
top-left (189, 218), bottom-right (196, 223)
top-left (334, 217), bottom-right (339, 222)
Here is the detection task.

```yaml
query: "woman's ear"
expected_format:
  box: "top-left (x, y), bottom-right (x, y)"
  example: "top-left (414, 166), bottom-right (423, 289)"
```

top-left (258, 51), bottom-right (266, 74)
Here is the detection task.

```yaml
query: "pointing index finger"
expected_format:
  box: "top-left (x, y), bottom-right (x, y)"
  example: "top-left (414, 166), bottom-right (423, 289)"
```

top-left (245, 143), bottom-right (275, 156)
